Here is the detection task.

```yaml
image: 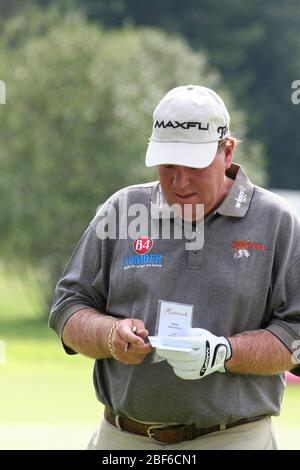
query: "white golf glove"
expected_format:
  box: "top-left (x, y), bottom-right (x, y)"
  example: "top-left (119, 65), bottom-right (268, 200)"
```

top-left (156, 328), bottom-right (232, 380)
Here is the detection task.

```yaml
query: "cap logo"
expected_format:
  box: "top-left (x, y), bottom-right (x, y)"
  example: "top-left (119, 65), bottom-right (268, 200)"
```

top-left (154, 120), bottom-right (209, 131)
top-left (217, 125), bottom-right (229, 139)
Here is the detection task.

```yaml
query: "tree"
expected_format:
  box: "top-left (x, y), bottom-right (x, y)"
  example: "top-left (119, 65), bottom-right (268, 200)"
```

top-left (0, 7), bottom-right (264, 311)
top-left (57, 0), bottom-right (300, 188)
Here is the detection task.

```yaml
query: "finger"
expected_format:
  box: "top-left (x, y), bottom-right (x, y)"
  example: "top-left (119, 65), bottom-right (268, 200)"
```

top-left (135, 328), bottom-right (148, 339)
top-left (122, 329), bottom-right (144, 346)
top-left (129, 343), bottom-right (153, 355)
top-left (118, 350), bottom-right (152, 365)
top-left (156, 349), bottom-right (196, 362)
top-left (131, 319), bottom-right (148, 334)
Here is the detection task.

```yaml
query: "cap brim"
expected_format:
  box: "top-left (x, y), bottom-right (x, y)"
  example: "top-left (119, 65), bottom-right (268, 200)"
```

top-left (145, 140), bottom-right (218, 169)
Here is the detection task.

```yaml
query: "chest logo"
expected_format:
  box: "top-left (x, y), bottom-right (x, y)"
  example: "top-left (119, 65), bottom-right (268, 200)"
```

top-left (232, 239), bottom-right (267, 259)
top-left (123, 237), bottom-right (163, 270)
top-left (133, 237), bottom-right (153, 255)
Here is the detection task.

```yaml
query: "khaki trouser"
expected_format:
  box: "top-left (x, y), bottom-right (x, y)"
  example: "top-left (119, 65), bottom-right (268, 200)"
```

top-left (87, 416), bottom-right (277, 450)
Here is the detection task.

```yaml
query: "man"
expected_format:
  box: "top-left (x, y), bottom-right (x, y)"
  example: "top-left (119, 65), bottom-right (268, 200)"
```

top-left (49, 85), bottom-right (300, 450)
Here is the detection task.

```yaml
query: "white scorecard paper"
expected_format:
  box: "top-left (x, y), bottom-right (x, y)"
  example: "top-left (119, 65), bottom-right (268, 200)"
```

top-left (148, 300), bottom-right (193, 352)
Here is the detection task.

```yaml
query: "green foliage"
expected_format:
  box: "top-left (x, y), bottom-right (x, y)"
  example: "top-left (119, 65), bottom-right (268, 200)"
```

top-left (0, 6), bottom-right (265, 310)
top-left (1, 1), bottom-right (300, 186)
top-left (56, 0), bottom-right (300, 188)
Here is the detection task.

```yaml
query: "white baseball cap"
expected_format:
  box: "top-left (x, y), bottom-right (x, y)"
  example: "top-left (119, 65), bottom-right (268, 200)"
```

top-left (145, 84), bottom-right (230, 169)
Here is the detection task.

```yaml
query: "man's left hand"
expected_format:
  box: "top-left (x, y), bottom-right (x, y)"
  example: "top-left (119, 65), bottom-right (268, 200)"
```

top-left (156, 328), bottom-right (232, 380)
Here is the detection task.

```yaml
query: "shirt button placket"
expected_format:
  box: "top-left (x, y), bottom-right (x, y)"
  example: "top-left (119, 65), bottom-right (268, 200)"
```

top-left (186, 225), bottom-right (203, 269)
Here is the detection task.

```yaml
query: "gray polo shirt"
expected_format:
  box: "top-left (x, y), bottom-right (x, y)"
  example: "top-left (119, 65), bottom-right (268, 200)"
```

top-left (49, 163), bottom-right (300, 427)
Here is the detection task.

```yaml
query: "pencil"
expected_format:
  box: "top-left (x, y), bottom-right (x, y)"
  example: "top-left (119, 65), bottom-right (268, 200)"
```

top-left (124, 326), bottom-right (137, 353)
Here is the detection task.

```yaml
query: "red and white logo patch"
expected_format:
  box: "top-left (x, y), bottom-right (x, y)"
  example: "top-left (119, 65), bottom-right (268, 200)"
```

top-left (232, 240), bottom-right (267, 252)
top-left (232, 239), bottom-right (268, 259)
top-left (133, 237), bottom-right (153, 255)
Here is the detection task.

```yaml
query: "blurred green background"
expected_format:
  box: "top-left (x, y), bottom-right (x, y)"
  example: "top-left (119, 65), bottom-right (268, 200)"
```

top-left (0, 0), bottom-right (300, 450)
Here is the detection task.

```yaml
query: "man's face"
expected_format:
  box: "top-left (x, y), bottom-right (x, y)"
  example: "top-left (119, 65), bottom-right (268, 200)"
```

top-left (156, 145), bottom-right (233, 220)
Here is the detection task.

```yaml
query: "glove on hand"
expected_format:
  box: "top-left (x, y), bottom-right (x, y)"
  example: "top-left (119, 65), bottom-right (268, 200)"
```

top-left (156, 328), bottom-right (232, 380)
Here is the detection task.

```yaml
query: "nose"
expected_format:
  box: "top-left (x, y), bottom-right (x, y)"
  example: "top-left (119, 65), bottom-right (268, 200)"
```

top-left (172, 167), bottom-right (191, 190)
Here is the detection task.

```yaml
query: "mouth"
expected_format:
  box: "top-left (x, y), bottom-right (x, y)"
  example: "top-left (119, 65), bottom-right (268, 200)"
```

top-left (174, 192), bottom-right (197, 202)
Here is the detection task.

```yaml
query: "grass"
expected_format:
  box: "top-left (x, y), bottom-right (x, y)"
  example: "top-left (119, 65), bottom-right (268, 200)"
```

top-left (273, 386), bottom-right (300, 449)
top-left (0, 334), bottom-right (102, 449)
top-left (0, 265), bottom-right (299, 449)
top-left (1, 336), bottom-right (100, 424)
top-left (0, 265), bottom-right (101, 449)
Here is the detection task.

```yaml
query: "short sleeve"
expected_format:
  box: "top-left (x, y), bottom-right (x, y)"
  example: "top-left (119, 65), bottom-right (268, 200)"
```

top-left (266, 257), bottom-right (300, 375)
top-left (48, 223), bottom-right (107, 345)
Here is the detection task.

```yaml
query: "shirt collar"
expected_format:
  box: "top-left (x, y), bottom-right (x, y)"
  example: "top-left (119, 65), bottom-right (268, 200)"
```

top-left (215, 163), bottom-right (254, 217)
top-left (150, 163), bottom-right (254, 220)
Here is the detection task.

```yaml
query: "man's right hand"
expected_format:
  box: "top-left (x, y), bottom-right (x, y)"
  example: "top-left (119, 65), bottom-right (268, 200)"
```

top-left (108, 318), bottom-right (153, 365)
top-left (62, 308), bottom-right (153, 362)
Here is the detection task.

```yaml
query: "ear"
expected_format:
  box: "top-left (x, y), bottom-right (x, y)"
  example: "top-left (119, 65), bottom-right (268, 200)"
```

top-left (224, 138), bottom-right (235, 170)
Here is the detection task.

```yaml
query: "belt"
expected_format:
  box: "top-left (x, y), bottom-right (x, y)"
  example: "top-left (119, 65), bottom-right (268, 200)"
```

top-left (104, 407), bottom-right (267, 445)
